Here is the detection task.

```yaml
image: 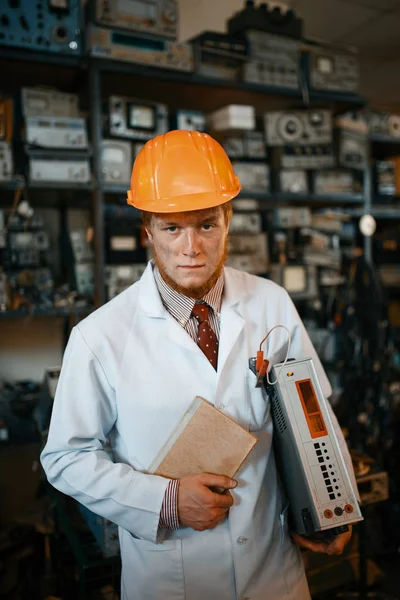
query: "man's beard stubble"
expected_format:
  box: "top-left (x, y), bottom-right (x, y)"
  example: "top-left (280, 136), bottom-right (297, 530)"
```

top-left (153, 239), bottom-right (228, 299)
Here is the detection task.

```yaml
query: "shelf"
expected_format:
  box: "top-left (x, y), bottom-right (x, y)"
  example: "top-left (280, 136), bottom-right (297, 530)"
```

top-left (94, 57), bottom-right (365, 106)
top-left (369, 134), bottom-right (400, 144)
top-left (0, 305), bottom-right (94, 321)
top-left (28, 181), bottom-right (95, 191)
top-left (238, 192), bottom-right (365, 205)
top-left (346, 206), bottom-right (400, 219)
top-left (0, 46), bottom-right (84, 68)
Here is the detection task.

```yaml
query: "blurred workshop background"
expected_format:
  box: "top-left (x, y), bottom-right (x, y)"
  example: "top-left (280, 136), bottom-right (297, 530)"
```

top-left (0, 1), bottom-right (399, 599)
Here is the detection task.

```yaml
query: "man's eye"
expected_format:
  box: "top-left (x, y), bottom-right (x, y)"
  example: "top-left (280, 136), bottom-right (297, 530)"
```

top-left (166, 226), bottom-right (178, 233)
top-left (202, 224), bottom-right (213, 231)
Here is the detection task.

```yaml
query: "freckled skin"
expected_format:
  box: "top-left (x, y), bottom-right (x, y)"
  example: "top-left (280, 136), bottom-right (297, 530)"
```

top-left (146, 206), bottom-right (229, 299)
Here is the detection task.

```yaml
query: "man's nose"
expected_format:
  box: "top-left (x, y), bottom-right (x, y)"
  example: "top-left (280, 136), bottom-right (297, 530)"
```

top-left (183, 229), bottom-right (201, 256)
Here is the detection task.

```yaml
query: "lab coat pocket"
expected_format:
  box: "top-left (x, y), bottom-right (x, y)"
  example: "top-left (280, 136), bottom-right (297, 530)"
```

top-left (120, 532), bottom-right (185, 600)
top-left (245, 370), bottom-right (270, 431)
top-left (279, 503), bottom-right (305, 596)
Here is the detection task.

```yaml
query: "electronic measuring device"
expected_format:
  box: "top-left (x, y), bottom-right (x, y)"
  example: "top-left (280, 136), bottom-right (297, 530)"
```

top-left (0, 0), bottom-right (82, 55)
top-left (304, 42), bottom-right (359, 94)
top-left (108, 96), bottom-right (168, 140)
top-left (86, 0), bottom-right (178, 40)
top-left (87, 25), bottom-right (193, 72)
top-left (250, 355), bottom-right (363, 537)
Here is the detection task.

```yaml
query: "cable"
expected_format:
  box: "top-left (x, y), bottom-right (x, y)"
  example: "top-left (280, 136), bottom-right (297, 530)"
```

top-left (256, 324), bottom-right (292, 386)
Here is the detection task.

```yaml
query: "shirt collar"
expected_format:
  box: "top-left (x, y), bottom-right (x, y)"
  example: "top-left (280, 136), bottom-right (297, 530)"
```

top-left (153, 263), bottom-right (224, 327)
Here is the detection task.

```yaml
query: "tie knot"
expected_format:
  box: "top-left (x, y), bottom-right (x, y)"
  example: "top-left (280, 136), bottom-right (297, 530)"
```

top-left (192, 302), bottom-right (210, 323)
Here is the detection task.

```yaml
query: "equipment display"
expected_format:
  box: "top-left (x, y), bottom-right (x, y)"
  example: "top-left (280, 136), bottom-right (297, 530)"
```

top-left (216, 131), bottom-right (266, 159)
top-left (105, 220), bottom-right (146, 264)
top-left (105, 264), bottom-right (147, 300)
top-left (21, 88), bottom-right (80, 119)
top-left (228, 232), bottom-right (268, 258)
top-left (0, 1), bottom-right (82, 55)
top-left (313, 170), bottom-right (356, 195)
top-left (265, 110), bottom-right (332, 146)
top-left (273, 207), bottom-right (312, 229)
top-left (369, 112), bottom-right (400, 139)
top-left (87, 25), bottom-right (194, 72)
top-left (263, 358), bottom-right (363, 536)
top-left (0, 142), bottom-right (13, 182)
top-left (209, 104), bottom-right (255, 131)
top-left (229, 212), bottom-right (262, 234)
top-left (25, 117), bottom-right (88, 150)
top-left (242, 31), bottom-right (300, 90)
top-left (173, 110), bottom-right (206, 132)
top-left (108, 96), bottom-right (168, 140)
top-left (189, 31), bottom-right (248, 81)
top-left (279, 170), bottom-right (308, 194)
top-left (305, 44), bottom-right (359, 93)
top-left (101, 139), bottom-right (132, 185)
top-left (269, 265), bottom-right (318, 300)
top-left (226, 254), bottom-right (268, 274)
top-left (375, 160), bottom-right (396, 196)
top-left (87, 0), bottom-right (178, 40)
top-left (29, 157), bottom-right (91, 184)
top-left (273, 145), bottom-right (335, 169)
top-left (337, 130), bottom-right (368, 170)
top-left (232, 162), bottom-right (269, 194)
top-left (228, 1), bottom-right (303, 39)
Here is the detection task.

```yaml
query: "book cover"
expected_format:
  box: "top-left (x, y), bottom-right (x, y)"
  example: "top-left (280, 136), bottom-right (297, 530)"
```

top-left (148, 396), bottom-right (258, 480)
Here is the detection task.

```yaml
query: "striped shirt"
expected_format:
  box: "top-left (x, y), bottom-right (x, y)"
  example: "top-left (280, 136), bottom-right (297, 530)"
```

top-left (153, 264), bottom-right (224, 530)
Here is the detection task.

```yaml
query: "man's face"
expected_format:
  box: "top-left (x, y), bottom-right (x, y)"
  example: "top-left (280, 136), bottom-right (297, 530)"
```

top-left (146, 205), bottom-right (229, 298)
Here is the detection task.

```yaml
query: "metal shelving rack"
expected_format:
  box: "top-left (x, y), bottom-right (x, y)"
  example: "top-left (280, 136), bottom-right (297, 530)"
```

top-left (1, 42), bottom-right (395, 312)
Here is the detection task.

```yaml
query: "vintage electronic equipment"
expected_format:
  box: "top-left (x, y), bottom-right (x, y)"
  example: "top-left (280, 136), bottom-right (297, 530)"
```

top-left (375, 160), bottom-right (396, 196)
top-left (232, 162), bottom-right (269, 194)
top-left (337, 129), bottom-right (368, 170)
top-left (265, 111), bottom-right (332, 146)
top-left (101, 139), bottom-right (132, 185)
top-left (304, 247), bottom-right (341, 269)
top-left (369, 112), bottom-right (400, 139)
top-left (108, 96), bottom-right (168, 140)
top-left (227, 1), bottom-right (303, 39)
top-left (7, 230), bottom-right (49, 268)
top-left (242, 31), bottom-right (300, 90)
top-left (87, 0), bottom-right (178, 40)
top-left (25, 117), bottom-right (88, 150)
top-left (79, 503), bottom-right (119, 558)
top-left (357, 471), bottom-right (389, 507)
top-left (74, 263), bottom-right (95, 296)
top-left (173, 110), bottom-right (206, 132)
top-left (261, 357), bottom-right (363, 536)
top-left (0, 142), bottom-right (13, 182)
top-left (228, 232), bottom-right (268, 258)
top-left (279, 170), bottom-right (308, 194)
top-left (0, 270), bottom-right (6, 312)
top-left (229, 212), bottom-right (262, 234)
top-left (379, 265), bottom-right (400, 287)
top-left (209, 105), bottom-right (255, 132)
top-left (273, 145), bottom-right (335, 170)
top-left (216, 131), bottom-right (266, 159)
top-left (304, 43), bottom-right (359, 93)
top-left (273, 207), bottom-right (312, 229)
top-left (269, 264), bottom-right (318, 300)
top-left (226, 253), bottom-right (268, 275)
top-left (69, 230), bottom-right (94, 264)
top-left (386, 155), bottom-right (400, 195)
top-left (0, 1), bottom-right (82, 55)
top-left (105, 219), bottom-right (147, 264)
top-left (105, 264), bottom-right (147, 301)
top-left (189, 31), bottom-right (248, 81)
top-left (87, 25), bottom-right (193, 72)
top-left (335, 111), bottom-right (368, 135)
top-left (29, 157), bottom-right (91, 184)
top-left (232, 198), bottom-right (259, 211)
top-left (313, 171), bottom-right (355, 195)
top-left (21, 88), bottom-right (79, 119)
top-left (0, 97), bottom-right (13, 142)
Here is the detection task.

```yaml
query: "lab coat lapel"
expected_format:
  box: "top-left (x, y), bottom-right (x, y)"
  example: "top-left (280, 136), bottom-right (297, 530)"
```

top-left (217, 268), bottom-right (246, 375)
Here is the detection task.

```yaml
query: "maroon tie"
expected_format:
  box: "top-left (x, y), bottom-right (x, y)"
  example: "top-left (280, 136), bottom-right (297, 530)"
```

top-left (192, 303), bottom-right (219, 370)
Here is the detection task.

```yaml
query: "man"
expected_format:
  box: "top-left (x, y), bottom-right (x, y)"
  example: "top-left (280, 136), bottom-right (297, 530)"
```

top-left (41, 130), bottom-right (355, 600)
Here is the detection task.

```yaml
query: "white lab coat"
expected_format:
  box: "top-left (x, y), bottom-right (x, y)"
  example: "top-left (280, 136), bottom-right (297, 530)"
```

top-left (41, 263), bottom-right (356, 600)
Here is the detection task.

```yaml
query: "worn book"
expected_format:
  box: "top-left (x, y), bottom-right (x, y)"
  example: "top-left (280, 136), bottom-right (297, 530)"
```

top-left (148, 396), bottom-right (258, 481)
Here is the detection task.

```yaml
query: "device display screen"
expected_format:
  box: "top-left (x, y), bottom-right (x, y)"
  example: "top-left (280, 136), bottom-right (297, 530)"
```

top-left (119, 0), bottom-right (157, 21)
top-left (283, 266), bottom-right (306, 293)
top-left (296, 378), bottom-right (328, 438)
top-left (103, 147), bottom-right (125, 163)
top-left (317, 56), bottom-right (334, 74)
top-left (128, 104), bottom-right (155, 130)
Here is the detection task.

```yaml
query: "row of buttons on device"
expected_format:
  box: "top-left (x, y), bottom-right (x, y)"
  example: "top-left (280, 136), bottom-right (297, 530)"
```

top-left (315, 442), bottom-right (341, 500)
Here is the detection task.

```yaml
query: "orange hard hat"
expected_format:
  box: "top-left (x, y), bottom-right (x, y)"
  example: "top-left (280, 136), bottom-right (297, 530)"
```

top-left (126, 130), bottom-right (241, 213)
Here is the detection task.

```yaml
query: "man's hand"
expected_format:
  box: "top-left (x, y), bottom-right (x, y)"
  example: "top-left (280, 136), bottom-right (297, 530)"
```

top-left (291, 526), bottom-right (352, 555)
top-left (177, 473), bottom-right (237, 532)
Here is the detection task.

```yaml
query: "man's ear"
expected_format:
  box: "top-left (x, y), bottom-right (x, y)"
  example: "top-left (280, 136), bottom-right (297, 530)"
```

top-left (145, 227), bottom-right (153, 243)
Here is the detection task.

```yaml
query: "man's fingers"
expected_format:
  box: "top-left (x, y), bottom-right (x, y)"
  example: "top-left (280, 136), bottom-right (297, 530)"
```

top-left (291, 532), bottom-right (329, 554)
top-left (200, 473), bottom-right (237, 490)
